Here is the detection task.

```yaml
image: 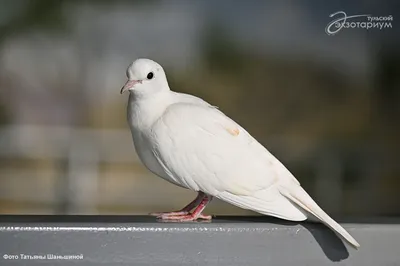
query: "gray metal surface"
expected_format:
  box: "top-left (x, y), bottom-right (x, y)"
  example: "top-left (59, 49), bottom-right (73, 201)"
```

top-left (0, 215), bottom-right (398, 265)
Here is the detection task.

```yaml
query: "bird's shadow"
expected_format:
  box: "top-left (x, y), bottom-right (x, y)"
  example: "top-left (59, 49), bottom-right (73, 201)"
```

top-left (212, 215), bottom-right (349, 262)
top-left (302, 221), bottom-right (349, 261)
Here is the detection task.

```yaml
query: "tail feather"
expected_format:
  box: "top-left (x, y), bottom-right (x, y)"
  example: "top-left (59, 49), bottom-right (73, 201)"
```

top-left (217, 189), bottom-right (309, 221)
top-left (280, 186), bottom-right (360, 249)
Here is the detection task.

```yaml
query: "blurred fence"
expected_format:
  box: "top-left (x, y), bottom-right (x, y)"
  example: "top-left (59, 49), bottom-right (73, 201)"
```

top-left (0, 124), bottom-right (351, 216)
top-left (0, 124), bottom-right (144, 214)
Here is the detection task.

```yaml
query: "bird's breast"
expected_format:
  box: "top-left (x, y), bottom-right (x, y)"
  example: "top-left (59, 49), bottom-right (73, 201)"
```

top-left (131, 131), bottom-right (161, 174)
top-left (130, 130), bottom-right (188, 189)
top-left (127, 95), bottom-right (188, 188)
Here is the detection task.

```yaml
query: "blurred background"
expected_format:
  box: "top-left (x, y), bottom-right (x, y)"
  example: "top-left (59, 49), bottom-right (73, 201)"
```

top-left (0, 0), bottom-right (399, 217)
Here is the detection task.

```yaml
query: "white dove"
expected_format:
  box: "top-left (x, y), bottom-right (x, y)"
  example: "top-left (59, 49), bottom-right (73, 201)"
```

top-left (120, 58), bottom-right (360, 248)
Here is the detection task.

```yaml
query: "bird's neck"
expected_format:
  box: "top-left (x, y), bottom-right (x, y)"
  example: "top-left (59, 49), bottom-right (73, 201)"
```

top-left (127, 91), bottom-right (173, 131)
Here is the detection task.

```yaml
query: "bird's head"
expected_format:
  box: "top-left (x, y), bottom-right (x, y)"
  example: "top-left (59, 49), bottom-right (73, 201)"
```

top-left (120, 58), bottom-right (170, 97)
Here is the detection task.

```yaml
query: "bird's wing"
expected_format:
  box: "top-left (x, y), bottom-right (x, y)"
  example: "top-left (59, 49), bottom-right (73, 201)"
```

top-left (151, 102), bottom-right (360, 248)
top-left (151, 102), bottom-right (307, 220)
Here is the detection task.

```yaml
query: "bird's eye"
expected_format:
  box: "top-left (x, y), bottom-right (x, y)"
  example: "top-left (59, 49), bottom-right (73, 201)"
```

top-left (147, 72), bottom-right (154, 80)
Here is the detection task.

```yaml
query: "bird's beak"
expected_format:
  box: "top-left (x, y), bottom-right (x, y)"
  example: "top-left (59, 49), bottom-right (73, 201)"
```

top-left (120, 80), bottom-right (142, 94)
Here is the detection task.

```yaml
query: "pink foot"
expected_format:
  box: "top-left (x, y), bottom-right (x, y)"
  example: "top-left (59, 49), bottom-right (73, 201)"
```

top-left (150, 192), bottom-right (213, 222)
top-left (158, 213), bottom-right (212, 222)
top-left (149, 211), bottom-right (189, 217)
top-left (149, 192), bottom-right (207, 218)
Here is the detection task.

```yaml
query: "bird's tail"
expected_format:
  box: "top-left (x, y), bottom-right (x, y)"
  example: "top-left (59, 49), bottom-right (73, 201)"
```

top-left (279, 185), bottom-right (360, 249)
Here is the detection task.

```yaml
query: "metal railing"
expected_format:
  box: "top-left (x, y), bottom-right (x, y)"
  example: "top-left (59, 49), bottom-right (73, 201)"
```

top-left (0, 215), bottom-right (398, 266)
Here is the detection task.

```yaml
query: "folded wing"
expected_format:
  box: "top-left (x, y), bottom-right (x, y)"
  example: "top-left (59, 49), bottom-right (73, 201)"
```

top-left (151, 103), bottom-right (306, 220)
top-left (151, 102), bottom-right (359, 248)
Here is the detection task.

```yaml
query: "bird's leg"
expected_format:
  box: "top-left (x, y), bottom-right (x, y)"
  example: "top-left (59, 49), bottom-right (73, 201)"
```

top-left (157, 194), bottom-right (213, 222)
top-left (149, 192), bottom-right (205, 217)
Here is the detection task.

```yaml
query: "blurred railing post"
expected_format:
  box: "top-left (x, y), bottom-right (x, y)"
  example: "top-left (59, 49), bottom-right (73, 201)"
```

top-left (65, 131), bottom-right (99, 214)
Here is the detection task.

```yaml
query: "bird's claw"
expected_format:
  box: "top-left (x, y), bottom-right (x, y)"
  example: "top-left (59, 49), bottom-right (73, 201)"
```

top-left (150, 192), bottom-right (212, 222)
top-left (156, 213), bottom-right (212, 222)
top-left (149, 211), bottom-right (189, 217)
